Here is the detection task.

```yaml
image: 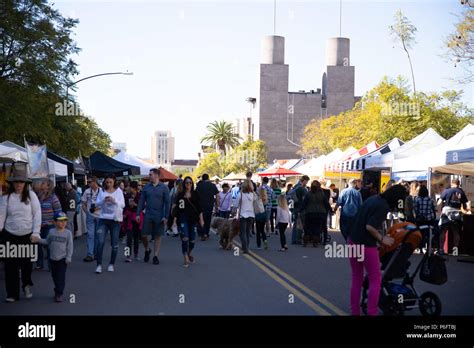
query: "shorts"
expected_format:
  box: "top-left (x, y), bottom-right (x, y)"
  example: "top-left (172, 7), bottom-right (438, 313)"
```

top-left (141, 219), bottom-right (165, 237)
top-left (265, 209), bottom-right (272, 221)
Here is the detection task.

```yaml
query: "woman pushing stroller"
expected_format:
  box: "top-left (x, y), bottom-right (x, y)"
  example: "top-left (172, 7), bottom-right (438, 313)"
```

top-left (347, 185), bottom-right (408, 316)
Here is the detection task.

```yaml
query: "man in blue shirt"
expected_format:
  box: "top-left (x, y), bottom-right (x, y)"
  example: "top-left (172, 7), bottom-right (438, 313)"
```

top-left (335, 179), bottom-right (363, 241)
top-left (136, 168), bottom-right (170, 265)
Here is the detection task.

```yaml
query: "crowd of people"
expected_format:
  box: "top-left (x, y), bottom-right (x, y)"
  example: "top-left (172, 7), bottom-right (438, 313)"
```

top-left (0, 166), bottom-right (469, 316)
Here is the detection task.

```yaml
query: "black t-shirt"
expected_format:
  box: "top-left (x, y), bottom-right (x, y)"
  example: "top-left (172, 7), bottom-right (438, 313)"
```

top-left (348, 195), bottom-right (390, 247)
top-left (174, 191), bottom-right (202, 224)
top-left (195, 181), bottom-right (219, 209)
top-left (440, 187), bottom-right (468, 209)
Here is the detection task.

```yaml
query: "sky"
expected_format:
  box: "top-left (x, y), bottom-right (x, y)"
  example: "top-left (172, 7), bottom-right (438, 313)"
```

top-left (54, 0), bottom-right (473, 160)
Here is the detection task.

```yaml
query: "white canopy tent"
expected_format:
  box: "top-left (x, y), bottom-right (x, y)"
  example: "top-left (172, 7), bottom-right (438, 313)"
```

top-left (351, 138), bottom-right (404, 171)
top-left (432, 146), bottom-right (474, 176)
top-left (365, 128), bottom-right (445, 170)
top-left (112, 151), bottom-right (156, 176)
top-left (0, 144), bottom-right (28, 163)
top-left (392, 124), bottom-right (474, 180)
top-left (0, 141), bottom-right (68, 177)
top-left (298, 155), bottom-right (327, 177)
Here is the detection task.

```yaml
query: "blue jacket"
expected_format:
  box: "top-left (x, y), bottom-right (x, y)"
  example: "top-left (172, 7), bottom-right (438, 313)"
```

top-left (136, 182), bottom-right (170, 222)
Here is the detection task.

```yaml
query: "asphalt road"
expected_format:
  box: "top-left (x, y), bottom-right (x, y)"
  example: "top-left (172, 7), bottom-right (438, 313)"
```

top-left (0, 227), bottom-right (473, 316)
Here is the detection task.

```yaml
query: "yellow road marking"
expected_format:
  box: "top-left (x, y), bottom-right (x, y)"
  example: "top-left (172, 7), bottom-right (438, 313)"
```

top-left (234, 241), bottom-right (347, 316)
top-left (242, 253), bottom-right (331, 315)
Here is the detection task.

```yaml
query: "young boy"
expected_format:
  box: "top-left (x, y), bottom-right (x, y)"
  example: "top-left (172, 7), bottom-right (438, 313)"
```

top-left (31, 212), bottom-right (73, 302)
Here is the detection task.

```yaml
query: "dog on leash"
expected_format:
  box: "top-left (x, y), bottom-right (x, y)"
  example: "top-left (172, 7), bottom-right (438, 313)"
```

top-left (210, 216), bottom-right (240, 250)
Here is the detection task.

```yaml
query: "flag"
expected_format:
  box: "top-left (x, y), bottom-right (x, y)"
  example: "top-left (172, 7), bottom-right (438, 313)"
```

top-left (25, 140), bottom-right (49, 178)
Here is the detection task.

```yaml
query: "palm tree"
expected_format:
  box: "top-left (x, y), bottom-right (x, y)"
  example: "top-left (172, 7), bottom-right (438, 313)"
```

top-left (201, 120), bottom-right (241, 155)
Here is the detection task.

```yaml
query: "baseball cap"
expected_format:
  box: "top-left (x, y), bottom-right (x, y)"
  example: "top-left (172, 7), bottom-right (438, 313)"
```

top-left (54, 212), bottom-right (68, 221)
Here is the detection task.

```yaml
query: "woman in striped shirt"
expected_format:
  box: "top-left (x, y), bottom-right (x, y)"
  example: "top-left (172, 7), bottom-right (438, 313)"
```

top-left (33, 178), bottom-right (63, 270)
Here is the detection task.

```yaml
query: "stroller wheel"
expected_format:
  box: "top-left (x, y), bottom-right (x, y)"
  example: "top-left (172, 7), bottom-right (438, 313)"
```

top-left (419, 291), bottom-right (442, 316)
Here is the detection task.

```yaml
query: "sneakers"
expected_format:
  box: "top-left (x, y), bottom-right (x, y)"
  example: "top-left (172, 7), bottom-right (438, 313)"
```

top-left (5, 297), bottom-right (16, 303)
top-left (188, 255), bottom-right (195, 264)
top-left (23, 286), bottom-right (33, 299)
top-left (256, 246), bottom-right (262, 250)
top-left (134, 255), bottom-right (141, 261)
top-left (152, 256), bottom-right (159, 265)
top-left (144, 249), bottom-right (151, 263)
top-left (95, 265), bottom-right (102, 274)
top-left (54, 295), bottom-right (63, 303)
top-left (83, 255), bottom-right (94, 262)
top-left (125, 257), bottom-right (132, 263)
top-left (107, 264), bottom-right (114, 272)
top-left (264, 240), bottom-right (269, 250)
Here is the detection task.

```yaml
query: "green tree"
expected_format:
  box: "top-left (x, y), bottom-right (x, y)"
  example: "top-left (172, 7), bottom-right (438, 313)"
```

top-left (200, 120), bottom-right (241, 155)
top-left (0, 0), bottom-right (111, 159)
top-left (224, 138), bottom-right (268, 174)
top-left (300, 76), bottom-right (473, 156)
top-left (194, 152), bottom-right (225, 179)
top-left (390, 10), bottom-right (417, 94)
top-left (445, 2), bottom-right (473, 84)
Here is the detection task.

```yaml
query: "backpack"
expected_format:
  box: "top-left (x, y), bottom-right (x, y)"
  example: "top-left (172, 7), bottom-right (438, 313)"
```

top-left (287, 183), bottom-right (302, 205)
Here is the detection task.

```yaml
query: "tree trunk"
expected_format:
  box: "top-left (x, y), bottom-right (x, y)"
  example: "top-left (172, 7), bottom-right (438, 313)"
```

top-left (403, 41), bottom-right (416, 95)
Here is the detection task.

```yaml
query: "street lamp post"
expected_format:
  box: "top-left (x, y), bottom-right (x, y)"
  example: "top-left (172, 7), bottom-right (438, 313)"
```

top-left (66, 71), bottom-right (134, 101)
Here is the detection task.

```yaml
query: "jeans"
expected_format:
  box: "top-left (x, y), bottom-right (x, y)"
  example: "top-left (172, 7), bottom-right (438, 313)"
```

top-left (339, 214), bottom-right (353, 241)
top-left (239, 217), bottom-right (254, 252)
top-left (66, 211), bottom-right (75, 235)
top-left (348, 240), bottom-right (381, 316)
top-left (218, 210), bottom-right (231, 219)
top-left (278, 223), bottom-right (288, 248)
top-left (3, 231), bottom-right (34, 300)
top-left (179, 220), bottom-right (197, 255)
top-left (37, 225), bottom-right (53, 269)
top-left (198, 206), bottom-right (213, 237)
top-left (126, 220), bottom-right (141, 256)
top-left (86, 212), bottom-right (98, 257)
top-left (291, 212), bottom-right (303, 244)
top-left (50, 259), bottom-right (67, 296)
top-left (255, 220), bottom-right (267, 248)
top-left (270, 207), bottom-right (277, 232)
top-left (95, 219), bottom-right (120, 266)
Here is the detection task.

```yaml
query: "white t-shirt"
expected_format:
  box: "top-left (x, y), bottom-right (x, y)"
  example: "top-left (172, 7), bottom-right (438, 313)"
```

top-left (0, 191), bottom-right (41, 236)
top-left (81, 187), bottom-right (101, 218)
top-left (236, 192), bottom-right (256, 218)
top-left (95, 188), bottom-right (125, 222)
top-left (276, 206), bottom-right (291, 224)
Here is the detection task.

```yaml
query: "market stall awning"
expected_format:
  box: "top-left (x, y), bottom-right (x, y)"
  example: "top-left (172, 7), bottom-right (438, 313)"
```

top-left (87, 151), bottom-right (141, 177)
top-left (432, 146), bottom-right (474, 176)
top-left (364, 128), bottom-right (445, 170)
top-left (47, 151), bottom-right (85, 176)
top-left (257, 167), bottom-right (303, 177)
top-left (392, 124), bottom-right (474, 178)
top-left (1, 141), bottom-right (68, 177)
top-left (158, 167), bottom-right (178, 181)
top-left (0, 144), bottom-right (28, 163)
top-left (113, 151), bottom-right (156, 176)
top-left (222, 172), bottom-right (247, 181)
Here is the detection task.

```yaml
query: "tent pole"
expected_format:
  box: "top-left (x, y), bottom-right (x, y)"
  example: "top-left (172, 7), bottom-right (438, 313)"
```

top-left (428, 167), bottom-right (432, 198)
top-left (72, 173), bottom-right (75, 185)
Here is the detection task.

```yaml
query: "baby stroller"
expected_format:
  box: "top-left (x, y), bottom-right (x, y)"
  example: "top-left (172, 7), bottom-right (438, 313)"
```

top-left (361, 222), bottom-right (446, 316)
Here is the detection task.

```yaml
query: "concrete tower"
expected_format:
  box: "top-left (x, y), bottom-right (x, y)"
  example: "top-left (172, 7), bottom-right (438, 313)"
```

top-left (255, 36), bottom-right (293, 162)
top-left (325, 37), bottom-right (355, 116)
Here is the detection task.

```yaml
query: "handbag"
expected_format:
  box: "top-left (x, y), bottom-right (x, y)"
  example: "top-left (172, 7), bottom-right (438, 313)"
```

top-left (420, 254), bottom-right (448, 285)
top-left (253, 193), bottom-right (265, 214)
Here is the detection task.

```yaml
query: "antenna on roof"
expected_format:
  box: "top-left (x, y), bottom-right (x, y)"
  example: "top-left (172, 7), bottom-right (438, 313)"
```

top-left (339, 0), bottom-right (342, 37)
top-left (273, 0), bottom-right (277, 35)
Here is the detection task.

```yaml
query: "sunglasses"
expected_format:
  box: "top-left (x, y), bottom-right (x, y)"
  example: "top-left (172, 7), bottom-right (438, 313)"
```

top-left (185, 181), bottom-right (192, 184)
